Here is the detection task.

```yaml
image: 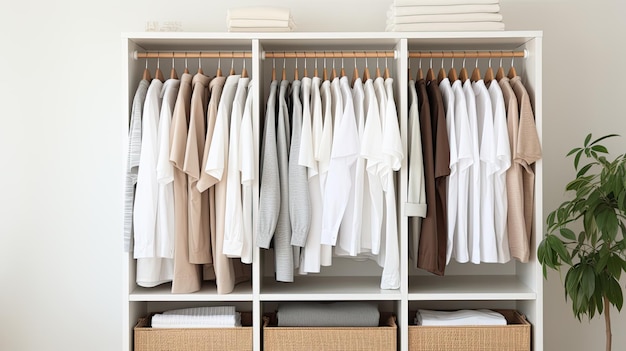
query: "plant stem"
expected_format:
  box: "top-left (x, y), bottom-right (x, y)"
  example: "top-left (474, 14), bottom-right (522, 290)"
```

top-left (604, 295), bottom-right (612, 351)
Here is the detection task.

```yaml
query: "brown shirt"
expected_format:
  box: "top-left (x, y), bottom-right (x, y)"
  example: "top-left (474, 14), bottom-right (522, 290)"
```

top-left (415, 79), bottom-right (451, 276)
top-left (169, 73), bottom-right (201, 293)
top-left (185, 73), bottom-right (213, 265)
top-left (510, 76), bottom-right (542, 262)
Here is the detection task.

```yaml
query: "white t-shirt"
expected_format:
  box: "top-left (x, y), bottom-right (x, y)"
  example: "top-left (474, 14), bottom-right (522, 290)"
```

top-left (488, 80), bottom-right (512, 263)
top-left (463, 80), bottom-right (482, 264)
top-left (239, 80), bottom-right (255, 264)
top-left (318, 79), bottom-right (334, 266)
top-left (472, 79), bottom-right (498, 263)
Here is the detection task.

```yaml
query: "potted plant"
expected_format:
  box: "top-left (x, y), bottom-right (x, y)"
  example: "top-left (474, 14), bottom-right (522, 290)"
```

top-left (538, 133), bottom-right (626, 351)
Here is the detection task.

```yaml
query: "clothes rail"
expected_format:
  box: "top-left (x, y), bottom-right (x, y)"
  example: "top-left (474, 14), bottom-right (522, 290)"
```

top-left (133, 51), bottom-right (252, 59)
top-left (262, 51), bottom-right (398, 59)
top-left (408, 49), bottom-right (527, 59)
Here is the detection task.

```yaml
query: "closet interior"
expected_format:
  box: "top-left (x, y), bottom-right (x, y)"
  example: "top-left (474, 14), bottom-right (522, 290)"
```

top-left (123, 31), bottom-right (543, 351)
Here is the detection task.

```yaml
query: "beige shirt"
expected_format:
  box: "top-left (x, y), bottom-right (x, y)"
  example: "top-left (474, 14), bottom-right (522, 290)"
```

top-left (169, 73), bottom-right (201, 293)
top-left (184, 73), bottom-right (213, 264)
top-left (509, 76), bottom-right (542, 262)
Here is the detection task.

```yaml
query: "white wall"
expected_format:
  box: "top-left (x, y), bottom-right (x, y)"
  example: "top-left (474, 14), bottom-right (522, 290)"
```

top-left (0, 0), bottom-right (624, 350)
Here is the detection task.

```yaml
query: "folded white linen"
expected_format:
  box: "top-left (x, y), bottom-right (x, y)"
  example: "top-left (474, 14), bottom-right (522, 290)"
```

top-left (277, 302), bottom-right (380, 327)
top-left (395, 0), bottom-right (498, 6)
top-left (388, 4), bottom-right (500, 16)
top-left (228, 26), bottom-right (294, 32)
top-left (387, 13), bottom-right (503, 24)
top-left (227, 6), bottom-right (291, 21)
top-left (151, 306), bottom-right (242, 328)
top-left (228, 19), bottom-right (296, 28)
top-left (415, 309), bottom-right (507, 326)
top-left (386, 21), bottom-right (505, 31)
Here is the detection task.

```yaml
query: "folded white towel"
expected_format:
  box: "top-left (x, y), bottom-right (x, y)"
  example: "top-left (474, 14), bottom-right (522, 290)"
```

top-left (228, 27), bottom-right (295, 32)
top-left (387, 13), bottom-right (503, 24)
top-left (151, 306), bottom-right (242, 328)
top-left (415, 309), bottom-right (507, 326)
top-left (227, 6), bottom-right (291, 21)
top-left (228, 19), bottom-right (296, 29)
top-left (388, 4), bottom-right (500, 16)
top-left (386, 21), bottom-right (505, 31)
top-left (162, 306), bottom-right (236, 316)
top-left (395, 0), bottom-right (498, 6)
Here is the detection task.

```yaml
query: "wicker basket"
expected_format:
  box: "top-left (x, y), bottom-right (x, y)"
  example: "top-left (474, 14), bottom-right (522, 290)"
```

top-left (262, 312), bottom-right (397, 351)
top-left (134, 311), bottom-right (253, 351)
top-left (408, 309), bottom-right (530, 351)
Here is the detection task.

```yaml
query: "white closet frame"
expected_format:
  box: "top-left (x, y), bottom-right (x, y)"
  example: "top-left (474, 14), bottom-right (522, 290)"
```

top-left (122, 31), bottom-right (542, 351)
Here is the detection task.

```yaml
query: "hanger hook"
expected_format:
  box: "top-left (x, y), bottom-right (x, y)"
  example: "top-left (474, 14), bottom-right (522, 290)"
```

top-left (243, 56), bottom-right (246, 69)
top-left (511, 56), bottom-right (515, 68)
top-left (451, 57), bottom-right (454, 69)
top-left (218, 52), bottom-right (221, 69)
top-left (323, 56), bottom-right (326, 69)
top-left (332, 58), bottom-right (335, 69)
top-left (198, 56), bottom-right (202, 69)
top-left (283, 57), bottom-right (286, 69)
top-left (365, 57), bottom-right (368, 68)
top-left (315, 57), bottom-right (318, 69)
top-left (184, 53), bottom-right (188, 69)
top-left (341, 57), bottom-right (344, 69)
top-left (499, 51), bottom-right (503, 68)
top-left (385, 56), bottom-right (388, 68)
top-left (157, 55), bottom-right (160, 69)
top-left (441, 57), bottom-right (444, 69)
top-left (418, 58), bottom-right (422, 69)
top-left (171, 53), bottom-right (175, 69)
top-left (462, 51), bottom-right (466, 68)
top-left (231, 52), bottom-right (234, 71)
top-left (295, 57), bottom-right (298, 69)
top-left (475, 57), bottom-right (478, 68)
top-left (488, 57), bottom-right (492, 68)
top-left (145, 58), bottom-right (148, 69)
top-left (354, 55), bottom-right (357, 68)
top-left (273, 58), bottom-right (275, 69)
top-left (376, 55), bottom-right (379, 69)
top-left (304, 57), bottom-right (307, 69)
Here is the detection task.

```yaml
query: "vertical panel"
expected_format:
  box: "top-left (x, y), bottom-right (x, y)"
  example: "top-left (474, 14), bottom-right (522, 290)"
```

top-left (252, 38), bottom-right (262, 351)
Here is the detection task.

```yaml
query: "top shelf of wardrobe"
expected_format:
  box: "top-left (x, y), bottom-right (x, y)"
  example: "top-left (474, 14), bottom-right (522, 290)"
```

top-left (124, 31), bottom-right (542, 51)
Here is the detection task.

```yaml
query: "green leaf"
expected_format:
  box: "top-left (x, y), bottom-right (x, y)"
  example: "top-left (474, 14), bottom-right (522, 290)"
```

top-left (574, 150), bottom-right (583, 170)
top-left (560, 228), bottom-right (576, 241)
top-left (596, 253), bottom-right (610, 274)
top-left (582, 264), bottom-right (596, 299)
top-left (591, 145), bottom-right (609, 154)
top-left (607, 255), bottom-right (623, 279)
top-left (576, 163), bottom-right (594, 178)
top-left (607, 276), bottom-right (624, 311)
top-left (567, 147), bottom-right (583, 157)
top-left (548, 235), bottom-right (572, 265)
top-left (584, 133), bottom-right (592, 147)
top-left (590, 133), bottom-right (619, 146)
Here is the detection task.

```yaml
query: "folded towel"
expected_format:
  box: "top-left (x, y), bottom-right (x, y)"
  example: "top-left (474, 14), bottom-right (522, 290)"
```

top-left (277, 302), bottom-right (380, 327)
top-left (395, 0), bottom-right (498, 6)
top-left (386, 21), bottom-right (505, 31)
top-left (387, 13), bottom-right (503, 24)
top-left (151, 306), bottom-right (241, 328)
top-left (228, 26), bottom-right (295, 32)
top-left (388, 4), bottom-right (500, 16)
top-left (415, 309), bottom-right (507, 326)
top-left (227, 6), bottom-right (291, 21)
top-left (228, 19), bottom-right (296, 29)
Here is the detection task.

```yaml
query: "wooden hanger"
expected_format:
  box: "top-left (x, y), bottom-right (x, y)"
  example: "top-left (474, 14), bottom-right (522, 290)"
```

top-left (459, 56), bottom-right (468, 82)
top-left (425, 57), bottom-right (435, 81)
top-left (496, 54), bottom-right (505, 81)
top-left (470, 58), bottom-right (481, 82)
top-left (197, 57), bottom-right (204, 75)
top-left (340, 57), bottom-right (346, 77)
top-left (229, 56), bottom-right (236, 75)
top-left (362, 58), bottom-right (371, 81)
top-left (352, 57), bottom-right (359, 86)
top-left (183, 54), bottom-right (189, 74)
top-left (448, 58), bottom-right (458, 82)
top-left (170, 58), bottom-right (178, 80)
top-left (383, 57), bottom-right (390, 79)
top-left (417, 59), bottom-right (423, 80)
top-left (142, 59), bottom-right (152, 81)
top-left (331, 59), bottom-right (337, 80)
top-left (281, 58), bottom-right (286, 81)
top-left (216, 55), bottom-right (223, 77)
top-left (314, 58), bottom-right (319, 78)
top-left (241, 58), bottom-right (248, 78)
top-left (155, 57), bottom-right (165, 82)
top-left (303, 58), bottom-right (308, 78)
top-left (375, 57), bottom-right (381, 78)
top-left (271, 58), bottom-right (276, 81)
top-left (294, 58), bottom-right (299, 80)
top-left (484, 57), bottom-right (494, 82)
top-left (323, 57), bottom-right (328, 81)
top-left (437, 58), bottom-right (446, 83)
top-left (507, 56), bottom-right (518, 79)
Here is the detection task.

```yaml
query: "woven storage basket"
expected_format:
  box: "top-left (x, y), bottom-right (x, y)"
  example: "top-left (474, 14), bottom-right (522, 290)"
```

top-left (263, 312), bottom-right (397, 351)
top-left (408, 309), bottom-right (530, 351)
top-left (134, 311), bottom-right (253, 351)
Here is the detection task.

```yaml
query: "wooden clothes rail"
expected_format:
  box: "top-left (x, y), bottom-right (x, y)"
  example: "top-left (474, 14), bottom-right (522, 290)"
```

top-left (133, 50), bottom-right (398, 60)
top-left (408, 49), bottom-right (527, 59)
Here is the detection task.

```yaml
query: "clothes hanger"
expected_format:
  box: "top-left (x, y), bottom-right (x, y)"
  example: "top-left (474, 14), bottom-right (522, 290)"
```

top-left (340, 57), bottom-right (346, 77)
top-left (383, 56), bottom-right (390, 79)
top-left (169, 55), bottom-right (178, 79)
top-left (303, 58), bottom-right (308, 78)
top-left (272, 58), bottom-right (276, 81)
top-left (183, 54), bottom-right (189, 74)
top-left (142, 58), bottom-right (152, 81)
top-left (241, 57), bottom-right (248, 78)
top-left (362, 57), bottom-right (371, 81)
top-left (484, 55), bottom-right (494, 82)
top-left (155, 56), bottom-right (165, 82)
top-left (294, 58), bottom-right (299, 80)
top-left (375, 56), bottom-right (381, 78)
top-left (459, 56), bottom-right (469, 82)
top-left (448, 57), bottom-right (458, 82)
top-left (281, 58), bottom-right (286, 81)
top-left (216, 53), bottom-right (223, 77)
top-left (331, 58), bottom-right (337, 80)
top-left (417, 58), bottom-right (423, 80)
top-left (352, 56), bottom-right (359, 86)
top-left (229, 54), bottom-right (236, 75)
top-left (314, 58), bottom-right (319, 78)
top-left (323, 56), bottom-right (328, 81)
top-left (470, 57), bottom-right (481, 82)
top-left (496, 52), bottom-right (505, 81)
top-left (197, 56), bottom-right (204, 75)
top-left (437, 57), bottom-right (446, 83)
top-left (425, 56), bottom-right (435, 81)
top-left (507, 56), bottom-right (518, 79)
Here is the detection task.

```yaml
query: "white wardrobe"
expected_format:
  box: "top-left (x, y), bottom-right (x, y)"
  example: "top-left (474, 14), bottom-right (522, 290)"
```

top-left (122, 31), bottom-right (543, 351)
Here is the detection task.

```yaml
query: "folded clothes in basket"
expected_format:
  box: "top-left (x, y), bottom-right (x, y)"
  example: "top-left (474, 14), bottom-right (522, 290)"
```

top-left (277, 302), bottom-right (380, 327)
top-left (151, 306), bottom-right (241, 328)
top-left (415, 309), bottom-right (507, 326)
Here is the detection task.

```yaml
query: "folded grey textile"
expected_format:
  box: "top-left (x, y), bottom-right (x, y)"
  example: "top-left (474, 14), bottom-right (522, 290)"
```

top-left (415, 309), bottom-right (507, 326)
top-left (388, 4), bottom-right (500, 16)
top-left (277, 302), bottom-right (380, 327)
top-left (386, 21), bottom-right (505, 31)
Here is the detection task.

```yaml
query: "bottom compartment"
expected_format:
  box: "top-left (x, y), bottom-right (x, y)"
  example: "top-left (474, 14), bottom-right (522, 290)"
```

top-left (134, 311), bottom-right (253, 351)
top-left (263, 312), bottom-right (397, 351)
top-left (408, 309), bottom-right (530, 351)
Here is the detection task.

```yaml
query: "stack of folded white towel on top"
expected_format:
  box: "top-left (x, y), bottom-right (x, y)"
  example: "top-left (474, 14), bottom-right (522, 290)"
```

top-left (227, 7), bottom-right (296, 32)
top-left (415, 309), bottom-right (507, 326)
top-left (386, 0), bottom-right (504, 32)
top-left (151, 306), bottom-right (242, 328)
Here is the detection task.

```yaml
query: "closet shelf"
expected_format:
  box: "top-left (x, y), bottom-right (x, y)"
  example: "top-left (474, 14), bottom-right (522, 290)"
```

top-left (260, 276), bottom-right (402, 301)
top-left (129, 281), bottom-right (253, 302)
top-left (408, 275), bottom-right (536, 301)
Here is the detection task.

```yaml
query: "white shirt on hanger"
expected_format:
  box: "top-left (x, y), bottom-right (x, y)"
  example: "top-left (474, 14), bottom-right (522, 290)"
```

top-left (239, 80), bottom-right (255, 264)
top-left (463, 80), bottom-right (482, 264)
top-left (318, 79), bottom-right (334, 266)
top-left (488, 79), bottom-right (512, 263)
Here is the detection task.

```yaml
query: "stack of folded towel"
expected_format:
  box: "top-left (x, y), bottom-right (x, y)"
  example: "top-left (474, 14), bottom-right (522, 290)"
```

top-left (415, 309), bottom-right (507, 326)
top-left (277, 302), bottom-right (380, 327)
top-left (227, 7), bottom-right (296, 32)
top-left (151, 306), bottom-right (242, 328)
top-left (386, 0), bottom-right (504, 32)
